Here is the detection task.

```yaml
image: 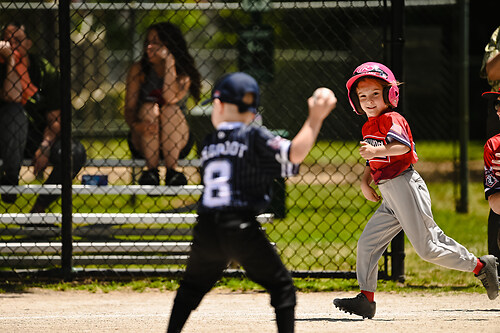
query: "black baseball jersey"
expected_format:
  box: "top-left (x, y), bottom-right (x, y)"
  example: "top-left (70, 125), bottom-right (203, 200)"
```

top-left (198, 122), bottom-right (299, 215)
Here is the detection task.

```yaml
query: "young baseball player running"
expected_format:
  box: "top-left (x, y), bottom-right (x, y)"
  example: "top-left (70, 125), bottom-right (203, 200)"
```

top-left (482, 88), bottom-right (500, 254)
top-left (166, 72), bottom-right (337, 333)
top-left (333, 62), bottom-right (499, 320)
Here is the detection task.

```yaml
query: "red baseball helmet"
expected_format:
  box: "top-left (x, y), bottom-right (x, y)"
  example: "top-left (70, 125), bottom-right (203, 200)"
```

top-left (346, 62), bottom-right (399, 115)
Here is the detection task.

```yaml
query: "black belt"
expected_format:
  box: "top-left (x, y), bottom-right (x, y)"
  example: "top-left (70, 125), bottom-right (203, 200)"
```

top-left (198, 211), bottom-right (256, 228)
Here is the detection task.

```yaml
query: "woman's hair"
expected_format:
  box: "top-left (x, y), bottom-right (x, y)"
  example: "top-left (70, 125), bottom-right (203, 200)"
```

top-left (140, 22), bottom-right (201, 102)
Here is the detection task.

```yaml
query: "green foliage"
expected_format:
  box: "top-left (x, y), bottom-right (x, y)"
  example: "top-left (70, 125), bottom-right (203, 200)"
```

top-left (134, 9), bottom-right (207, 39)
top-left (415, 140), bottom-right (485, 162)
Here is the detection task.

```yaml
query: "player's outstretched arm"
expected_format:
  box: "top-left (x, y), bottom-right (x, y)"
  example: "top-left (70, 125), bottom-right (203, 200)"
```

top-left (289, 88), bottom-right (337, 164)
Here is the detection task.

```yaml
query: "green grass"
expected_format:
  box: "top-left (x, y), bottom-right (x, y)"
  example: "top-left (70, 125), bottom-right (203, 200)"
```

top-left (305, 140), bottom-right (486, 164)
top-left (80, 137), bottom-right (199, 160)
top-left (0, 181), bottom-right (491, 295)
top-left (78, 138), bottom-right (485, 163)
top-left (0, 139), bottom-right (492, 294)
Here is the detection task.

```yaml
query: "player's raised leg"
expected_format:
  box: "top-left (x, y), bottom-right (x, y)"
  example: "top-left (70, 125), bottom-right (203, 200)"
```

top-left (381, 170), bottom-right (499, 300)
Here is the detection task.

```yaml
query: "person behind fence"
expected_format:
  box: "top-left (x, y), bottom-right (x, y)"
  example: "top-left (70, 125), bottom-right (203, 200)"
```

top-left (166, 72), bottom-right (337, 333)
top-left (0, 22), bottom-right (86, 213)
top-left (332, 62), bottom-right (499, 320)
top-left (482, 87), bottom-right (500, 271)
top-left (480, 25), bottom-right (500, 273)
top-left (124, 22), bottom-right (201, 186)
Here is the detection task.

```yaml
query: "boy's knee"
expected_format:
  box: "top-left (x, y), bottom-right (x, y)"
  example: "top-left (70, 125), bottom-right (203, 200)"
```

top-left (356, 238), bottom-right (371, 255)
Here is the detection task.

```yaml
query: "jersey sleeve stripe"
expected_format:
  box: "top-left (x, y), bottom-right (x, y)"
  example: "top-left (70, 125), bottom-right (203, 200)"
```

top-left (387, 131), bottom-right (412, 148)
top-left (279, 140), bottom-right (299, 177)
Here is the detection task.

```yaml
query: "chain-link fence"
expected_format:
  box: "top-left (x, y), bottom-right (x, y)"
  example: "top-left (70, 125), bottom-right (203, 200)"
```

top-left (0, 1), bottom-right (466, 279)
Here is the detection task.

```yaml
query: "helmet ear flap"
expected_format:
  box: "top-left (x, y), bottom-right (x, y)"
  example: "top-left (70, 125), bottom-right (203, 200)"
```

top-left (383, 84), bottom-right (399, 108)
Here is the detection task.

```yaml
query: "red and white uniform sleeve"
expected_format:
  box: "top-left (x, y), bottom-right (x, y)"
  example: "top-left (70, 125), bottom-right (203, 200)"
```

top-left (484, 134), bottom-right (500, 199)
top-left (362, 112), bottom-right (418, 184)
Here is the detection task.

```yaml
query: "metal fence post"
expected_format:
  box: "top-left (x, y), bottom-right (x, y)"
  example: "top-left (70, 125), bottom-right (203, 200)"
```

top-left (59, 0), bottom-right (74, 281)
top-left (456, 0), bottom-right (469, 213)
top-left (390, 0), bottom-right (406, 282)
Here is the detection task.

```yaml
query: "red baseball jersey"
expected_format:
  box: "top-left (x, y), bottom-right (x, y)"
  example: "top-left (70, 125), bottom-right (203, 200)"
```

top-left (362, 111), bottom-right (418, 184)
top-left (484, 133), bottom-right (500, 199)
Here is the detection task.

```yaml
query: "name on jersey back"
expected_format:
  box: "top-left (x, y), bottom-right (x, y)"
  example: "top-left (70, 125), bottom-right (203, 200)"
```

top-left (201, 141), bottom-right (248, 162)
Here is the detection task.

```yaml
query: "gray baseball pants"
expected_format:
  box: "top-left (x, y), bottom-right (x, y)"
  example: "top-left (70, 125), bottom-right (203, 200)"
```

top-left (357, 168), bottom-right (478, 292)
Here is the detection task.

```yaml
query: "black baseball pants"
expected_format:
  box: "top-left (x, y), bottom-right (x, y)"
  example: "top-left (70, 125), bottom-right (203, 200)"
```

top-left (168, 215), bottom-right (296, 332)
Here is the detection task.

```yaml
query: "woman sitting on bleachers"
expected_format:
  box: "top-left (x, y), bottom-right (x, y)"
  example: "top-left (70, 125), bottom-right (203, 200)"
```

top-left (124, 22), bottom-right (201, 186)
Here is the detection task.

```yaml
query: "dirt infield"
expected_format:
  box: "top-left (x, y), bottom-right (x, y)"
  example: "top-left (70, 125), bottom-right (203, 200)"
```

top-left (0, 289), bottom-right (499, 332)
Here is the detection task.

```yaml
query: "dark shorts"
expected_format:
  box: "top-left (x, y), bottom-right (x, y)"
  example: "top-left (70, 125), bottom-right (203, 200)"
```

top-left (486, 187), bottom-right (500, 200)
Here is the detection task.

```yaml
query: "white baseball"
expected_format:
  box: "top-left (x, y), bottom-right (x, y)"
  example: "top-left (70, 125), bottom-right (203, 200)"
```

top-left (313, 87), bottom-right (335, 101)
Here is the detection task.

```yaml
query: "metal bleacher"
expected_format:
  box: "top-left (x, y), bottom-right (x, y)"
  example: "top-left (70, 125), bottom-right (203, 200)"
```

top-left (0, 158), bottom-right (275, 269)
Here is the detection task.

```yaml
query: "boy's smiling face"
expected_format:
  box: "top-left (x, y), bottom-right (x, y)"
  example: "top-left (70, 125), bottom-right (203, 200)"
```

top-left (356, 77), bottom-right (387, 117)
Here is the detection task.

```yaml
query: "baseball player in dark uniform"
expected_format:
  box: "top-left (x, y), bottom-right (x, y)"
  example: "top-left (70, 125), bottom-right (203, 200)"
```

top-left (333, 62), bottom-right (499, 320)
top-left (166, 72), bottom-right (337, 333)
top-left (483, 88), bottom-right (500, 269)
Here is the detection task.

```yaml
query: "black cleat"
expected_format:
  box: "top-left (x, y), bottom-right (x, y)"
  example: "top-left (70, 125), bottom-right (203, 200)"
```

top-left (333, 293), bottom-right (376, 319)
